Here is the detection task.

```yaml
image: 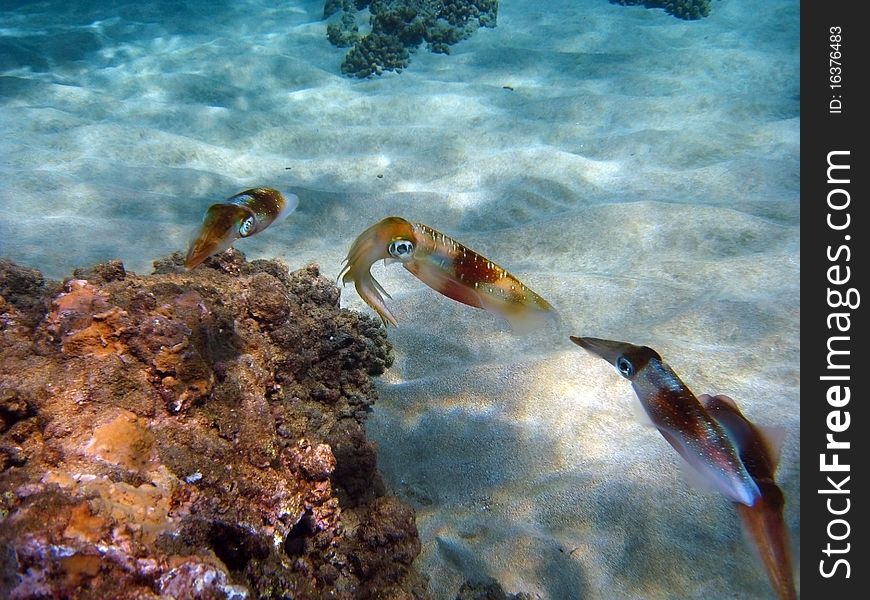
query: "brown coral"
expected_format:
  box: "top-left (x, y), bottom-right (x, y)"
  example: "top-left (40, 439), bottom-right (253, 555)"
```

top-left (0, 252), bottom-right (427, 600)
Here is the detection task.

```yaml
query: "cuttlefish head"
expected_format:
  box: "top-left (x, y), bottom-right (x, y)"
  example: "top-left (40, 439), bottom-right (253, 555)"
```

top-left (185, 188), bottom-right (297, 270)
top-left (185, 203), bottom-right (254, 269)
top-left (339, 216), bottom-right (417, 326)
top-left (569, 336), bottom-right (662, 381)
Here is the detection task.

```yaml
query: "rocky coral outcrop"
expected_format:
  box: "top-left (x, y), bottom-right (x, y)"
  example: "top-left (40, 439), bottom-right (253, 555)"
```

top-left (325, 0), bottom-right (498, 77)
top-left (0, 251), bottom-right (428, 599)
top-left (611, 0), bottom-right (712, 20)
top-left (454, 577), bottom-right (534, 600)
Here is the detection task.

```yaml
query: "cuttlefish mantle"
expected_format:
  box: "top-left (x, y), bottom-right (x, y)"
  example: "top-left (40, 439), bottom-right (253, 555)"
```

top-left (569, 335), bottom-right (761, 507)
top-left (701, 393), bottom-right (796, 600)
top-left (340, 216), bottom-right (558, 331)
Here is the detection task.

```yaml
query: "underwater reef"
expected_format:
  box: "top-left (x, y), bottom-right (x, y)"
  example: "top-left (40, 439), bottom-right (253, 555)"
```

top-left (455, 578), bottom-right (533, 600)
top-left (611, 0), bottom-right (712, 20)
top-left (0, 253), bottom-right (428, 599)
top-left (325, 1), bottom-right (499, 77)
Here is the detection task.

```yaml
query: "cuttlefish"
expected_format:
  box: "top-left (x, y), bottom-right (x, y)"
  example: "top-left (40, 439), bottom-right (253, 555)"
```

top-left (185, 188), bottom-right (298, 269)
top-left (339, 216), bottom-right (557, 330)
top-left (571, 335), bottom-right (796, 599)
top-left (569, 336), bottom-right (761, 506)
top-left (701, 393), bottom-right (796, 600)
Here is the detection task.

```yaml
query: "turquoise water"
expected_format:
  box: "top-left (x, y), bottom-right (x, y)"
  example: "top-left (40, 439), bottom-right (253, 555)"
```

top-left (0, 1), bottom-right (799, 598)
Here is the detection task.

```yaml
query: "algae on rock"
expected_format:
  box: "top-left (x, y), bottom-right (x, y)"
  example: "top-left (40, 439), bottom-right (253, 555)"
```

top-left (0, 251), bottom-right (428, 599)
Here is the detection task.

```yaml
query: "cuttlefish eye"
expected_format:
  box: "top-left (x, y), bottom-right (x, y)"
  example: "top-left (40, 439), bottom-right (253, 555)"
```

top-left (239, 216), bottom-right (256, 237)
top-left (616, 355), bottom-right (635, 378)
top-left (388, 239), bottom-right (414, 260)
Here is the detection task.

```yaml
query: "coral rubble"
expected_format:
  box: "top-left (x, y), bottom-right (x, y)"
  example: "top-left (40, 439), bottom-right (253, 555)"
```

top-left (325, 1), bottom-right (499, 77)
top-left (0, 251), bottom-right (428, 599)
top-left (611, 0), bottom-right (712, 20)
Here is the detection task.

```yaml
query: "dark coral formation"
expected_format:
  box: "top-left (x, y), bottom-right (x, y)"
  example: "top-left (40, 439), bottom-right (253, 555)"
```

top-left (0, 252), bottom-right (428, 599)
top-left (325, 0), bottom-right (499, 77)
top-left (0, 259), bottom-right (58, 330)
top-left (327, 12), bottom-right (362, 47)
top-left (455, 577), bottom-right (535, 600)
top-left (342, 32), bottom-right (411, 78)
top-left (611, 0), bottom-right (712, 20)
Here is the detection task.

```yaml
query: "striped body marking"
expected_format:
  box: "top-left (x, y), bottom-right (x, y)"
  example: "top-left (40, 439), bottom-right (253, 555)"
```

top-left (340, 217), bottom-right (557, 329)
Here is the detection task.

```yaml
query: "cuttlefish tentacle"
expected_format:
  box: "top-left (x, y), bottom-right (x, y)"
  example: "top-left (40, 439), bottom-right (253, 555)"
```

top-left (185, 187), bottom-right (298, 269)
top-left (339, 216), bottom-right (558, 330)
top-left (700, 394), bottom-right (797, 600)
top-left (569, 336), bottom-right (761, 507)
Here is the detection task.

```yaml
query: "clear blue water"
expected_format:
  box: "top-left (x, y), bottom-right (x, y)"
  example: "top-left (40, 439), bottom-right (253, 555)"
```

top-left (0, 1), bottom-right (799, 598)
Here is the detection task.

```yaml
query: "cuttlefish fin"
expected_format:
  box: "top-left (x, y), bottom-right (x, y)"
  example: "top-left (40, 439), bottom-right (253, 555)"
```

top-left (700, 394), bottom-right (785, 472)
top-left (699, 394), bottom-right (796, 600)
top-left (698, 392), bottom-right (737, 409)
top-left (478, 291), bottom-right (560, 333)
top-left (404, 259), bottom-right (487, 308)
top-left (760, 426), bottom-right (786, 470)
top-left (657, 429), bottom-right (744, 501)
top-left (476, 273), bottom-right (559, 333)
top-left (626, 392), bottom-right (656, 428)
top-left (405, 259), bottom-right (556, 332)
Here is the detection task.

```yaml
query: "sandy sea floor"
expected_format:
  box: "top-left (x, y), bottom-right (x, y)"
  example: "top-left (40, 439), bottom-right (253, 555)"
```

top-left (0, 1), bottom-right (799, 598)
